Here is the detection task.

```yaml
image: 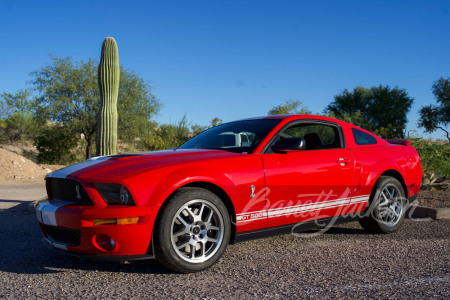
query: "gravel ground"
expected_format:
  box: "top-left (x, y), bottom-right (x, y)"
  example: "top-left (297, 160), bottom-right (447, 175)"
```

top-left (416, 185), bottom-right (450, 208)
top-left (0, 199), bottom-right (449, 299)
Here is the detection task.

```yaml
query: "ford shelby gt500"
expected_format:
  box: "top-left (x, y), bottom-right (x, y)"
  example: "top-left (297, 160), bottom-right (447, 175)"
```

top-left (36, 115), bottom-right (422, 273)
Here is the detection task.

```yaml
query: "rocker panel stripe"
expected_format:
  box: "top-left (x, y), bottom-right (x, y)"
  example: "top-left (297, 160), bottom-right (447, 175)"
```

top-left (236, 195), bottom-right (369, 223)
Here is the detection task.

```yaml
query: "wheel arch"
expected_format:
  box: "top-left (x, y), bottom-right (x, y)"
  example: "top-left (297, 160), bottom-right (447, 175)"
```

top-left (375, 169), bottom-right (408, 198)
top-left (153, 181), bottom-right (237, 246)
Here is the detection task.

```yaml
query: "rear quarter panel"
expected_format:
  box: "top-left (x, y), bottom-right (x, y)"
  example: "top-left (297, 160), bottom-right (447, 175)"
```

top-left (350, 144), bottom-right (422, 198)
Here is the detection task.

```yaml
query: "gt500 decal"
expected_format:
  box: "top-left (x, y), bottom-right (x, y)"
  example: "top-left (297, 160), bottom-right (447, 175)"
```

top-left (236, 211), bottom-right (268, 222)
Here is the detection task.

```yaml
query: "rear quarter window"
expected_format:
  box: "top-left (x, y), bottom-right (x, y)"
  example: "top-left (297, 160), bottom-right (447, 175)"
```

top-left (352, 128), bottom-right (377, 145)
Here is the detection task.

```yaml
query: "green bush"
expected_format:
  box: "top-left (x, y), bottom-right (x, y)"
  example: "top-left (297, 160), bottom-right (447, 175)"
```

top-left (0, 119), bottom-right (6, 142)
top-left (1, 113), bottom-right (42, 141)
top-left (35, 126), bottom-right (79, 164)
top-left (411, 138), bottom-right (450, 178)
top-left (139, 115), bottom-right (191, 151)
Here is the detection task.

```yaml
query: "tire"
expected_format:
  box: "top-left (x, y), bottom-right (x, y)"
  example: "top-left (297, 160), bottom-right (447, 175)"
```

top-left (154, 187), bottom-right (231, 273)
top-left (359, 176), bottom-right (406, 234)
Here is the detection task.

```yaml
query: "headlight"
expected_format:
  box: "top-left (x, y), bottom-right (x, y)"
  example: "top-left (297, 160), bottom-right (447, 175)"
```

top-left (94, 183), bottom-right (136, 206)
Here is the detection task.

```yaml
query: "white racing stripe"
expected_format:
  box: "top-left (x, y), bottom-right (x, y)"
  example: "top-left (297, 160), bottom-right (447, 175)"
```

top-left (268, 197), bottom-right (350, 212)
top-left (36, 201), bottom-right (71, 226)
top-left (35, 202), bottom-right (44, 223)
top-left (236, 195), bottom-right (369, 216)
top-left (46, 156), bottom-right (111, 179)
top-left (236, 195), bottom-right (370, 223)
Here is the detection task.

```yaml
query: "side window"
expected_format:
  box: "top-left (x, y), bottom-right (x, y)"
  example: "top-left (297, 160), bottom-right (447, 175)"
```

top-left (274, 123), bottom-right (342, 150)
top-left (352, 128), bottom-right (377, 145)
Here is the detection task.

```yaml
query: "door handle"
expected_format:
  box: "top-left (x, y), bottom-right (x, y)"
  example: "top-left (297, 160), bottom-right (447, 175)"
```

top-left (337, 158), bottom-right (352, 166)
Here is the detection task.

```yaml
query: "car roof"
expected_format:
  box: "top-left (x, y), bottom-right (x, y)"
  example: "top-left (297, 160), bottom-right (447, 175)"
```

top-left (233, 114), bottom-right (344, 123)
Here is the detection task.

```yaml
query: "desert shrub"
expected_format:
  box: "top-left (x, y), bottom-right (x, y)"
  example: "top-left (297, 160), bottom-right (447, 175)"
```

top-left (139, 116), bottom-right (191, 151)
top-left (411, 138), bottom-right (450, 178)
top-left (35, 126), bottom-right (79, 164)
top-left (1, 113), bottom-right (43, 141)
top-left (139, 133), bottom-right (168, 151)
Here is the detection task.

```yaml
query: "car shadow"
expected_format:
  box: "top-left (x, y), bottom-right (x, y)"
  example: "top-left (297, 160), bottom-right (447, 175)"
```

top-left (306, 226), bottom-right (368, 235)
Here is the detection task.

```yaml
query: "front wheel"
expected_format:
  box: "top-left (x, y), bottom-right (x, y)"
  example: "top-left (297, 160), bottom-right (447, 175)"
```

top-left (359, 176), bottom-right (406, 233)
top-left (154, 187), bottom-right (231, 273)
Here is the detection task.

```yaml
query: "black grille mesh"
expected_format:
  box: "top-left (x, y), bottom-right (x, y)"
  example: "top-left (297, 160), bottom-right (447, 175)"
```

top-left (41, 224), bottom-right (81, 246)
top-left (48, 178), bottom-right (93, 205)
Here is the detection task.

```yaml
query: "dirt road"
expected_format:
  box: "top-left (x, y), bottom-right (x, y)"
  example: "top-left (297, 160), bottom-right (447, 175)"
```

top-left (0, 183), bottom-right (46, 210)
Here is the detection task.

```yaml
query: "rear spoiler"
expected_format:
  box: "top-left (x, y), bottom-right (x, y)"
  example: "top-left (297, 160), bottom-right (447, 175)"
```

top-left (385, 139), bottom-right (411, 146)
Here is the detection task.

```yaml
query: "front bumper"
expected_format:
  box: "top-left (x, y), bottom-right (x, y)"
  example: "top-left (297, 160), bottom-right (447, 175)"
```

top-left (36, 200), bottom-right (158, 258)
top-left (41, 238), bottom-right (154, 261)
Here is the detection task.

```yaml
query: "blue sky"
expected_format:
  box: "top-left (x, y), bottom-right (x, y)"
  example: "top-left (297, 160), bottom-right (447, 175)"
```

top-left (1, 0), bottom-right (449, 139)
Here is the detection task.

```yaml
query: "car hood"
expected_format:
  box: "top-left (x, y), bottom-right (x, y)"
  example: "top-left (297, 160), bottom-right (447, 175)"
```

top-left (47, 149), bottom-right (241, 182)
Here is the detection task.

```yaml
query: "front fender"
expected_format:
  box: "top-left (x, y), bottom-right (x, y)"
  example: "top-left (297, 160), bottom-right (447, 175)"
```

top-left (148, 166), bottom-right (238, 207)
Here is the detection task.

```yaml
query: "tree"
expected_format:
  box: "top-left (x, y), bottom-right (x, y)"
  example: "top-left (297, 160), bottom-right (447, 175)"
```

top-left (36, 126), bottom-right (78, 164)
top-left (31, 56), bottom-right (161, 159)
top-left (191, 117), bottom-right (223, 136)
top-left (268, 99), bottom-right (312, 115)
top-left (141, 115), bottom-right (193, 151)
top-left (418, 77), bottom-right (450, 142)
top-left (0, 89), bottom-right (33, 118)
top-left (326, 110), bottom-right (364, 125)
top-left (0, 89), bottom-right (41, 141)
top-left (325, 85), bottom-right (414, 138)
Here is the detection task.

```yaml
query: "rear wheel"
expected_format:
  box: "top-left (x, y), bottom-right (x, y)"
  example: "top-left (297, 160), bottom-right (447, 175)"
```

top-left (359, 176), bottom-right (406, 233)
top-left (154, 187), bottom-right (230, 273)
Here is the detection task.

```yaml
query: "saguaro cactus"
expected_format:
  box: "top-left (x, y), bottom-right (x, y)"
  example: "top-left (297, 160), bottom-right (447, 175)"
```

top-left (96, 37), bottom-right (120, 156)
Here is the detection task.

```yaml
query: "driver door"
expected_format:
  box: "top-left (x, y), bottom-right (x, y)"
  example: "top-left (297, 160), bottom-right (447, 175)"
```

top-left (262, 121), bottom-right (355, 228)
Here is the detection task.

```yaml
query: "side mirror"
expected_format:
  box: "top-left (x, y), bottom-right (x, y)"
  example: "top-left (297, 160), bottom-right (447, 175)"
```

top-left (271, 137), bottom-right (306, 153)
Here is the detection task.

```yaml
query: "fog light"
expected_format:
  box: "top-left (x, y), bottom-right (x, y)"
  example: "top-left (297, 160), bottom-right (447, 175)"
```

top-left (93, 234), bottom-right (117, 252)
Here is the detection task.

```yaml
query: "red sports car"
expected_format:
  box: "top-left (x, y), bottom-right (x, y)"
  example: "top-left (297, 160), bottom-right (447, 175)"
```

top-left (36, 115), bottom-right (422, 273)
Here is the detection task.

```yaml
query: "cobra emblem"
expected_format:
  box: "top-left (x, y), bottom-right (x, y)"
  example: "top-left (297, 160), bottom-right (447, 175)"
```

top-left (76, 185), bottom-right (82, 200)
top-left (250, 185), bottom-right (256, 198)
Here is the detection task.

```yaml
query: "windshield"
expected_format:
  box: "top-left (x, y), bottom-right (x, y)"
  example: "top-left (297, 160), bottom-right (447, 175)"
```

top-left (178, 119), bottom-right (281, 153)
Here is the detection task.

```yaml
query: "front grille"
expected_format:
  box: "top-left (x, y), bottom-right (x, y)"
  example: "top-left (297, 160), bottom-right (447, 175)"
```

top-left (41, 224), bottom-right (81, 246)
top-left (48, 178), bottom-right (93, 205)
